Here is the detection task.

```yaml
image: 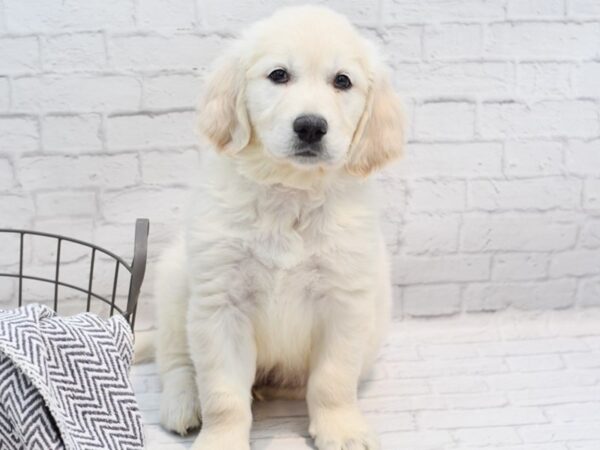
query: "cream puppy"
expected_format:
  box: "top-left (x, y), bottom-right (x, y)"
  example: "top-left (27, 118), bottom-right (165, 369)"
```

top-left (153, 5), bottom-right (404, 450)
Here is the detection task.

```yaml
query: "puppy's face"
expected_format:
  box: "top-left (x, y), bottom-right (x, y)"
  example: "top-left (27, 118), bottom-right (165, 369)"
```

top-left (198, 6), bottom-right (405, 179)
top-left (244, 19), bottom-right (369, 169)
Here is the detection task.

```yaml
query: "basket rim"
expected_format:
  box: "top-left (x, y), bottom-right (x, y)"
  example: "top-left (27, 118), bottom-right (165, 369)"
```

top-left (0, 228), bottom-right (132, 271)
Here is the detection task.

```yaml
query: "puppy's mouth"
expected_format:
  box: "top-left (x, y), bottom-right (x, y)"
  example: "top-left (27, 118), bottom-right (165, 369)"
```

top-left (295, 149), bottom-right (320, 158)
top-left (291, 142), bottom-right (327, 163)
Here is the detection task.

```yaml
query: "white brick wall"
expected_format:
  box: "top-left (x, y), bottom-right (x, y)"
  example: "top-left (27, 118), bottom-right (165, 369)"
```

top-left (0, 0), bottom-right (599, 322)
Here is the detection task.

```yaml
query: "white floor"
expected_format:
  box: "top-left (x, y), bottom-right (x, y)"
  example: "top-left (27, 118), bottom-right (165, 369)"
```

top-left (133, 310), bottom-right (600, 450)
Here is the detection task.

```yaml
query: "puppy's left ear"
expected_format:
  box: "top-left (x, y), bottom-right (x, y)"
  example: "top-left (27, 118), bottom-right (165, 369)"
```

top-left (346, 67), bottom-right (405, 177)
top-left (197, 47), bottom-right (251, 154)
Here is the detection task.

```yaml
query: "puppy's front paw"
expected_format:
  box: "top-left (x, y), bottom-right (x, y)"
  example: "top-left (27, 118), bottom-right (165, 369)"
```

top-left (309, 407), bottom-right (380, 450)
top-left (191, 429), bottom-right (250, 450)
top-left (160, 368), bottom-right (202, 435)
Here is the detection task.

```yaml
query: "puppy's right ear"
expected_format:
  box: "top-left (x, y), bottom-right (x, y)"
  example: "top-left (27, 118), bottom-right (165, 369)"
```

top-left (198, 47), bottom-right (251, 154)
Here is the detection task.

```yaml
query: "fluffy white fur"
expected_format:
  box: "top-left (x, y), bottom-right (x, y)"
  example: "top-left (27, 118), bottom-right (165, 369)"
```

top-left (150, 6), bottom-right (405, 450)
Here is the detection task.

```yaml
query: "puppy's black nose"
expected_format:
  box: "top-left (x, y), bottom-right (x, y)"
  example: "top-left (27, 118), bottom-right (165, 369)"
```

top-left (293, 115), bottom-right (328, 144)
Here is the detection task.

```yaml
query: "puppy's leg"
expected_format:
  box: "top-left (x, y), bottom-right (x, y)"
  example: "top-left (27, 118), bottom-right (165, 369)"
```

top-left (307, 301), bottom-right (380, 450)
top-left (155, 241), bottom-right (202, 435)
top-left (188, 296), bottom-right (255, 450)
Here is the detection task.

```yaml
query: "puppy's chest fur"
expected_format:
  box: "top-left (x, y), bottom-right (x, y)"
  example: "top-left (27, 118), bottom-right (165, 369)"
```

top-left (233, 186), bottom-right (372, 388)
top-left (243, 190), bottom-right (331, 382)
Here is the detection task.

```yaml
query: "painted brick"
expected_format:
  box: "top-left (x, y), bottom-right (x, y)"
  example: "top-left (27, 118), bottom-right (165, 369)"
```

top-left (566, 139), bottom-right (600, 175)
top-left (454, 427), bottom-right (521, 446)
top-left (202, 0), bottom-right (378, 29)
top-left (465, 280), bottom-right (578, 311)
top-left (0, 279), bottom-right (15, 304)
top-left (485, 22), bottom-right (599, 59)
top-left (399, 143), bottom-right (503, 179)
top-left (445, 393), bottom-right (509, 409)
top-left (461, 214), bottom-right (578, 252)
top-left (138, 0), bottom-right (195, 28)
top-left (570, 0), bottom-right (600, 15)
top-left (101, 187), bottom-right (186, 223)
top-left (417, 407), bottom-right (546, 429)
top-left (505, 354), bottom-right (564, 372)
top-left (516, 63), bottom-right (572, 98)
top-left (42, 114), bottom-right (103, 153)
top-left (390, 356), bottom-right (508, 379)
top-left (492, 253), bottom-right (549, 281)
top-left (573, 62), bottom-right (600, 97)
top-left (378, 171), bottom-right (408, 222)
top-left (578, 277), bottom-right (600, 307)
top-left (394, 254), bottom-right (491, 284)
top-left (0, 231), bottom-right (21, 267)
top-left (0, 194), bottom-right (34, 228)
top-left (478, 338), bottom-right (589, 356)
top-left (381, 431), bottom-right (453, 449)
top-left (0, 36), bottom-right (39, 73)
top-left (0, 0), bottom-right (599, 319)
top-left (0, 78), bottom-right (9, 111)
top-left (384, 0), bottom-right (506, 23)
top-left (4, 0), bottom-right (135, 32)
top-left (584, 180), bottom-right (600, 211)
top-left (430, 376), bottom-right (488, 394)
top-left (11, 75), bottom-right (141, 112)
top-left (379, 26), bottom-right (423, 62)
top-left (504, 141), bottom-right (564, 177)
top-left (564, 351), bottom-right (600, 370)
top-left (407, 180), bottom-right (466, 212)
top-left (507, 0), bottom-right (565, 17)
top-left (487, 371), bottom-right (597, 390)
top-left (43, 33), bottom-right (106, 71)
top-left (0, 2), bottom-right (5, 33)
top-left (382, 217), bottom-right (400, 257)
top-left (35, 191), bottom-right (97, 217)
top-left (142, 74), bottom-right (202, 109)
top-left (418, 343), bottom-right (479, 360)
top-left (0, 116), bottom-right (39, 154)
top-left (16, 154), bottom-right (138, 189)
top-left (400, 214), bottom-right (460, 254)
top-left (424, 24), bottom-right (482, 59)
top-left (480, 101), bottom-right (598, 139)
top-left (414, 101), bottom-right (475, 140)
top-left (403, 284), bottom-right (462, 316)
top-left (580, 220), bottom-right (600, 249)
top-left (395, 62), bottom-right (514, 97)
top-left (0, 159), bottom-right (15, 190)
top-left (520, 423), bottom-right (600, 443)
top-left (107, 111), bottom-right (196, 150)
top-left (140, 149), bottom-right (199, 184)
top-left (109, 34), bottom-right (226, 70)
top-left (569, 442), bottom-right (600, 450)
top-left (545, 403), bottom-right (600, 422)
top-left (468, 178), bottom-right (581, 211)
top-left (550, 250), bottom-right (600, 277)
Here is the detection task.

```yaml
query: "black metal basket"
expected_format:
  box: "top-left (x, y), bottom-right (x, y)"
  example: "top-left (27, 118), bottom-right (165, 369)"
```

top-left (0, 218), bottom-right (149, 330)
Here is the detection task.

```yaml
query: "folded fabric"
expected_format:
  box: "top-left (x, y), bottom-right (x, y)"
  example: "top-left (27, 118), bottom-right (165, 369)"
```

top-left (0, 304), bottom-right (145, 450)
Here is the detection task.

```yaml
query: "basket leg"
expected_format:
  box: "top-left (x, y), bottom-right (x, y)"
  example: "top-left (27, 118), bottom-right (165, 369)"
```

top-left (126, 218), bottom-right (149, 328)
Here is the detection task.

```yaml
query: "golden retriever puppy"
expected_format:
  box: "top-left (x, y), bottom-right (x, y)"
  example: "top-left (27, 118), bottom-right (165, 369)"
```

top-left (153, 5), bottom-right (404, 450)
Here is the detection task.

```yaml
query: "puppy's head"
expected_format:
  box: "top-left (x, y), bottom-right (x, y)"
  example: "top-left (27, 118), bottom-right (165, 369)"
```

top-left (198, 6), bottom-right (405, 179)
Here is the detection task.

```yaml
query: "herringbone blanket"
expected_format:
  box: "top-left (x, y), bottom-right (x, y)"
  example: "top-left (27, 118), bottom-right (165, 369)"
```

top-left (0, 304), bottom-right (145, 450)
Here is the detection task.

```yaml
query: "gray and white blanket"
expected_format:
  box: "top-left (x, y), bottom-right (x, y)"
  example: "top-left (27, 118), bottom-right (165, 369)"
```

top-left (0, 304), bottom-right (145, 450)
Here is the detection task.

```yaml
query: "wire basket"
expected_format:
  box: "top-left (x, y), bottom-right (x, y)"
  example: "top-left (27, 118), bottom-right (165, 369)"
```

top-left (0, 218), bottom-right (149, 330)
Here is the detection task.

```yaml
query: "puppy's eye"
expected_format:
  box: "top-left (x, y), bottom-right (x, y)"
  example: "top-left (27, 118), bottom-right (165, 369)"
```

top-left (268, 68), bottom-right (289, 84)
top-left (333, 73), bottom-right (352, 90)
